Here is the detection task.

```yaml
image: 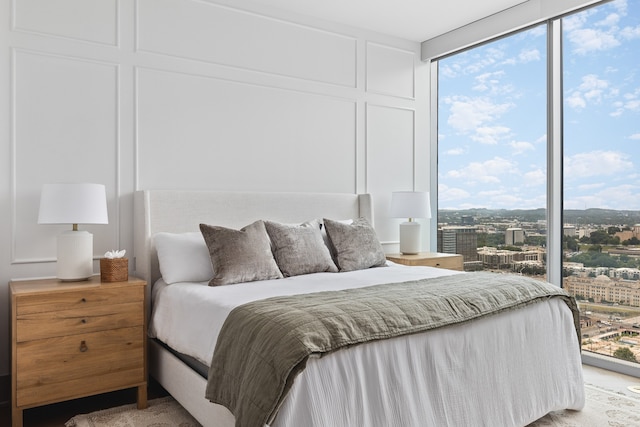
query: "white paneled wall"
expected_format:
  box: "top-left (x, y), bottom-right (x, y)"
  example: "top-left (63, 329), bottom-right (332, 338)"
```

top-left (0, 0), bottom-right (430, 376)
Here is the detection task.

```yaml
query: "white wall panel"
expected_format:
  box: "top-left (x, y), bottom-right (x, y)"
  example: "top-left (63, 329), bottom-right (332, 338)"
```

top-left (366, 42), bottom-right (415, 99)
top-left (0, 0), bottom-right (425, 379)
top-left (137, 68), bottom-right (357, 192)
top-left (12, 50), bottom-right (119, 263)
top-left (366, 104), bottom-right (416, 245)
top-left (137, 0), bottom-right (357, 87)
top-left (13, 0), bottom-right (118, 45)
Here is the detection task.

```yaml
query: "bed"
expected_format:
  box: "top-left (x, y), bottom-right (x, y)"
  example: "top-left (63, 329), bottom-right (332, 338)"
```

top-left (133, 190), bottom-right (585, 427)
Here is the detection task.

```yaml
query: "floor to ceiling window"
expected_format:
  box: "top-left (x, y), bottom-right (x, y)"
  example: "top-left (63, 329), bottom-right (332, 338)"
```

top-left (562, 0), bottom-right (640, 364)
top-left (437, 25), bottom-right (548, 275)
top-left (436, 0), bottom-right (640, 370)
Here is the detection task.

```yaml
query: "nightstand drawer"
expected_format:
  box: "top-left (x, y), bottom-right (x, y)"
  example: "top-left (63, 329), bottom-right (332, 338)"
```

top-left (386, 252), bottom-right (464, 271)
top-left (16, 326), bottom-right (144, 407)
top-left (16, 301), bottom-right (143, 342)
top-left (15, 285), bottom-right (143, 316)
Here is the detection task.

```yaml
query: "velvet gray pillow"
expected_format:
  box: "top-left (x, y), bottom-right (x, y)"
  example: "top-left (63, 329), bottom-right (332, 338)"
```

top-left (199, 220), bottom-right (283, 286)
top-left (265, 220), bottom-right (338, 277)
top-left (323, 217), bottom-right (387, 272)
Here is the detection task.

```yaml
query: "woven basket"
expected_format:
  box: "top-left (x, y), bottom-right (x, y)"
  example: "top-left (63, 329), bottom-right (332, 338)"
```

top-left (100, 258), bottom-right (128, 282)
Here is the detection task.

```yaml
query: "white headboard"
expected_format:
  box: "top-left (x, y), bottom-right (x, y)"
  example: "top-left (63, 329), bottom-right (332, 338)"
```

top-left (133, 190), bottom-right (373, 293)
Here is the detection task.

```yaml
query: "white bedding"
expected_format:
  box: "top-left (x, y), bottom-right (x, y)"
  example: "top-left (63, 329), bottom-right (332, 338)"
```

top-left (149, 263), bottom-right (585, 427)
top-left (149, 262), bottom-right (460, 366)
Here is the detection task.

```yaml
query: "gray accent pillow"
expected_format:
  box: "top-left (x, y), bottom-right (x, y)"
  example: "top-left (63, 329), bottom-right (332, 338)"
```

top-left (265, 220), bottom-right (338, 277)
top-left (323, 217), bottom-right (387, 272)
top-left (199, 220), bottom-right (283, 286)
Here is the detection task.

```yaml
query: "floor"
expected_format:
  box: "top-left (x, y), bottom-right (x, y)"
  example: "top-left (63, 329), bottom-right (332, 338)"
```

top-left (0, 379), bottom-right (168, 427)
top-left (582, 363), bottom-right (640, 399)
top-left (1, 365), bottom-right (639, 426)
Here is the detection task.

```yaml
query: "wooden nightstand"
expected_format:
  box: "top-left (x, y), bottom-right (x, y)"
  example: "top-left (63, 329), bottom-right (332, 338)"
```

top-left (10, 276), bottom-right (147, 427)
top-left (386, 252), bottom-right (464, 271)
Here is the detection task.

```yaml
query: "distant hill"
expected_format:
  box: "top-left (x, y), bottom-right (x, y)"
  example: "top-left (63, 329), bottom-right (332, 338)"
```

top-left (438, 208), bottom-right (640, 226)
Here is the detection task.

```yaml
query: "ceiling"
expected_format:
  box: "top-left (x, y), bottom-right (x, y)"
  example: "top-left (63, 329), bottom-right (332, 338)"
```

top-left (247, 0), bottom-right (530, 42)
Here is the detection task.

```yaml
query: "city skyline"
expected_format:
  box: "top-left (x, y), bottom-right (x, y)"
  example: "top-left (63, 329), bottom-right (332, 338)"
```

top-left (438, 0), bottom-right (640, 212)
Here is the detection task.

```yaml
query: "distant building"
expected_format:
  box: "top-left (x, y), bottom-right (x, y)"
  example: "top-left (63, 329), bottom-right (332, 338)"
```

top-left (437, 226), bottom-right (478, 262)
top-left (615, 225), bottom-right (640, 242)
top-left (564, 275), bottom-right (640, 306)
top-left (563, 225), bottom-right (576, 237)
top-left (505, 227), bottom-right (525, 245)
top-left (477, 246), bottom-right (543, 269)
top-left (460, 215), bottom-right (474, 225)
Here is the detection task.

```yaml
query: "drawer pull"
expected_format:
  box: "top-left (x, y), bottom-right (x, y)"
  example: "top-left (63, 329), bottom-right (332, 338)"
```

top-left (81, 319), bottom-right (87, 324)
top-left (79, 341), bottom-right (88, 353)
top-left (81, 298), bottom-right (87, 303)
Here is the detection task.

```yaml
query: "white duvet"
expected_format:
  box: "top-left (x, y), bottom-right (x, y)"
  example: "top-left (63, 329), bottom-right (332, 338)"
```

top-left (149, 263), bottom-right (585, 427)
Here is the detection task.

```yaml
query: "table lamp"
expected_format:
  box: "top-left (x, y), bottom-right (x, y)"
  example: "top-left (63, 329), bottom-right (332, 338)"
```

top-left (38, 183), bottom-right (108, 281)
top-left (390, 191), bottom-right (431, 255)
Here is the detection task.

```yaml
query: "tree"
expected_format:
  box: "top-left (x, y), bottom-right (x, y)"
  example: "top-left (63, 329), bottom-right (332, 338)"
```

top-left (623, 237), bottom-right (640, 246)
top-left (613, 347), bottom-right (637, 363)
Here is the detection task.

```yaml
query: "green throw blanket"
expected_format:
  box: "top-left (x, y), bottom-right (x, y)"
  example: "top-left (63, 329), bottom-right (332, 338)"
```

top-left (205, 272), bottom-right (580, 427)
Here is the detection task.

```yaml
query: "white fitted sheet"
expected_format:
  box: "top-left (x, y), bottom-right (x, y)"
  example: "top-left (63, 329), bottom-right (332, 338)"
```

top-left (149, 263), bottom-right (585, 427)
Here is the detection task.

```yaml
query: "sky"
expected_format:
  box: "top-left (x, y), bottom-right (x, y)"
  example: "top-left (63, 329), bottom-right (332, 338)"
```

top-left (437, 0), bottom-right (640, 211)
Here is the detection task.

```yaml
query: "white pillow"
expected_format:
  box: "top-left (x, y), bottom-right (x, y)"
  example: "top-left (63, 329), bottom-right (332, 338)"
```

top-left (154, 232), bottom-right (214, 284)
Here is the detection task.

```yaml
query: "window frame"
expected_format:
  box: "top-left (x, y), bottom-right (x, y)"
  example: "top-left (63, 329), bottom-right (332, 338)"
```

top-left (429, 4), bottom-right (640, 378)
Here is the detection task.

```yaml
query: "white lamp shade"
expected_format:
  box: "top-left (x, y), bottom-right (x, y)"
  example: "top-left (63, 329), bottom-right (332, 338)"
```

top-left (38, 183), bottom-right (108, 281)
top-left (38, 183), bottom-right (108, 225)
top-left (390, 191), bottom-right (431, 219)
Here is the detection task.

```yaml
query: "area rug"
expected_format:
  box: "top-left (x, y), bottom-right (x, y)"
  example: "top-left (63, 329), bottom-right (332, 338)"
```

top-left (65, 396), bottom-right (201, 427)
top-left (66, 384), bottom-right (640, 427)
top-left (527, 383), bottom-right (640, 426)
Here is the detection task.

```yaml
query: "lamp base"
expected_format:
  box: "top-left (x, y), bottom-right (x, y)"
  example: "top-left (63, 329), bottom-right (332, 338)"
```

top-left (57, 230), bottom-right (94, 281)
top-left (399, 221), bottom-right (421, 255)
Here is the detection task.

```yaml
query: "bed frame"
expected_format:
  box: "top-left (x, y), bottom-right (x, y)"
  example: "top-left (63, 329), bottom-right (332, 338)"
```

top-left (133, 189), bottom-right (584, 427)
top-left (133, 190), bottom-right (373, 426)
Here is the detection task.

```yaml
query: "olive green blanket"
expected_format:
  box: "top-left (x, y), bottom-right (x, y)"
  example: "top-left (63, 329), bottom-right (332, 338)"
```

top-left (205, 272), bottom-right (580, 427)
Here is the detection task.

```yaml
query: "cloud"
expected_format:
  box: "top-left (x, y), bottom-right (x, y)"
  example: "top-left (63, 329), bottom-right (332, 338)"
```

top-left (535, 134), bottom-right (547, 144)
top-left (564, 2), bottom-right (629, 55)
top-left (580, 75), bottom-right (609, 100)
top-left (596, 13), bottom-right (621, 27)
top-left (438, 184), bottom-right (470, 203)
top-left (446, 157), bottom-right (518, 184)
top-left (567, 184), bottom-right (640, 210)
top-left (518, 48), bottom-right (541, 63)
top-left (472, 71), bottom-right (505, 92)
top-left (523, 168), bottom-right (545, 186)
top-left (445, 96), bottom-right (513, 133)
top-left (566, 74), bottom-right (611, 110)
top-left (470, 126), bottom-right (511, 145)
top-left (509, 141), bottom-right (535, 155)
top-left (568, 28), bottom-right (620, 54)
top-left (445, 147), bottom-right (466, 155)
top-left (629, 133), bottom-right (640, 140)
top-left (578, 182), bottom-right (606, 190)
top-left (620, 24), bottom-right (640, 40)
top-left (565, 150), bottom-right (633, 179)
top-left (567, 91), bottom-right (586, 109)
top-left (612, 0), bottom-right (628, 16)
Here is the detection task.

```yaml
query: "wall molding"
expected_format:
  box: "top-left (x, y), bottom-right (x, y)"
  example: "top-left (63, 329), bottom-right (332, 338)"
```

top-left (10, 48), bottom-right (121, 265)
top-left (365, 41), bottom-right (416, 100)
top-left (11, 0), bottom-right (119, 47)
top-left (135, 0), bottom-right (358, 89)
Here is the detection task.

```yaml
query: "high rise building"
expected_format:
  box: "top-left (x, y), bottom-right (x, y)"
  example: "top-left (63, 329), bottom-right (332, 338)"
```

top-left (505, 227), bottom-right (525, 245)
top-left (437, 226), bottom-right (478, 262)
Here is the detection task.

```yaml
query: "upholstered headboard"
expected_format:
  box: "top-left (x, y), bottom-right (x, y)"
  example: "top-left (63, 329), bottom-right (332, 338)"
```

top-left (133, 190), bottom-right (373, 295)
